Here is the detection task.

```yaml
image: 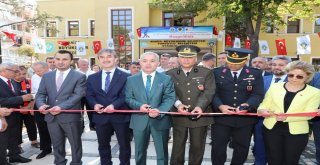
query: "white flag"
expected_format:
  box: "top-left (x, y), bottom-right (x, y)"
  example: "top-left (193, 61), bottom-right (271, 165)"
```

top-left (297, 35), bottom-right (311, 54)
top-left (258, 40), bottom-right (270, 54)
top-left (107, 38), bottom-right (115, 50)
top-left (31, 37), bottom-right (46, 54)
top-left (233, 37), bottom-right (241, 48)
top-left (128, 32), bottom-right (134, 43)
top-left (217, 31), bottom-right (224, 41)
top-left (76, 42), bottom-right (86, 56)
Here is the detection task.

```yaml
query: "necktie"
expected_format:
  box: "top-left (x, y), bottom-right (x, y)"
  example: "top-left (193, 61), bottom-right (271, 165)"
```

top-left (7, 79), bottom-right (14, 92)
top-left (146, 75), bottom-right (152, 98)
top-left (56, 72), bottom-right (64, 91)
top-left (104, 72), bottom-right (111, 93)
top-left (233, 72), bottom-right (238, 82)
top-left (274, 77), bottom-right (281, 83)
top-left (186, 72), bottom-right (190, 77)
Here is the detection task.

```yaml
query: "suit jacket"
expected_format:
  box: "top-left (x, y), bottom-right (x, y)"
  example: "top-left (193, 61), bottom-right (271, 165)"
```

top-left (213, 66), bottom-right (264, 127)
top-left (86, 69), bottom-right (131, 124)
top-left (125, 71), bottom-right (175, 131)
top-left (263, 75), bottom-right (288, 93)
top-left (35, 69), bottom-right (86, 123)
top-left (0, 79), bottom-right (23, 123)
top-left (167, 66), bottom-right (215, 128)
top-left (258, 82), bottom-right (320, 134)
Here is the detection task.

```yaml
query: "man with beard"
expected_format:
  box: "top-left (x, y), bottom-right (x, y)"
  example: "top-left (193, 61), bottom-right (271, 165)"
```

top-left (251, 57), bottom-right (272, 76)
top-left (253, 55), bottom-right (291, 165)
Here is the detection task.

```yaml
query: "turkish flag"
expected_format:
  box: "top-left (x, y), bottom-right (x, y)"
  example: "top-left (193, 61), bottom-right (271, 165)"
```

top-left (57, 41), bottom-right (70, 46)
top-left (3, 31), bottom-right (16, 44)
top-left (226, 34), bottom-right (233, 46)
top-left (136, 28), bottom-right (141, 38)
top-left (244, 39), bottom-right (251, 49)
top-left (118, 35), bottom-right (125, 46)
top-left (213, 26), bottom-right (218, 35)
top-left (93, 41), bottom-right (102, 54)
top-left (275, 39), bottom-right (287, 55)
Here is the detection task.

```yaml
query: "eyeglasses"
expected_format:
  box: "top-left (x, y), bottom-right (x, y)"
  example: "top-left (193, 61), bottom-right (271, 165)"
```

top-left (287, 74), bottom-right (304, 79)
top-left (6, 68), bottom-right (20, 73)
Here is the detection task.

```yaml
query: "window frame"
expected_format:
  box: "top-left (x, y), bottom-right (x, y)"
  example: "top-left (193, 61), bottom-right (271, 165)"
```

top-left (67, 20), bottom-right (80, 36)
top-left (162, 12), bottom-right (194, 27)
top-left (286, 16), bottom-right (301, 34)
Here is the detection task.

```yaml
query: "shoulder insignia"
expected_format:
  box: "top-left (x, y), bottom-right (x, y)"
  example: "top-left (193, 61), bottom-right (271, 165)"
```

top-left (245, 68), bottom-right (250, 74)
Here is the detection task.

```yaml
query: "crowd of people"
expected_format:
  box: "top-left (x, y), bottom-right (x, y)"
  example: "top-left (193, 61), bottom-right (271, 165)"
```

top-left (0, 44), bottom-right (320, 165)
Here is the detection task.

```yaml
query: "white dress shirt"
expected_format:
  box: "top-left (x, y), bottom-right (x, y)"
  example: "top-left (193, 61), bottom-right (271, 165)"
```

top-left (272, 74), bottom-right (287, 83)
top-left (31, 74), bottom-right (42, 94)
top-left (56, 68), bottom-right (71, 83)
top-left (101, 68), bottom-right (116, 91)
top-left (142, 71), bottom-right (156, 89)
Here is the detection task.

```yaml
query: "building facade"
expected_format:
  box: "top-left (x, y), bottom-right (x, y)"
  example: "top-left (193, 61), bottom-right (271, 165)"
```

top-left (36, 0), bottom-right (320, 67)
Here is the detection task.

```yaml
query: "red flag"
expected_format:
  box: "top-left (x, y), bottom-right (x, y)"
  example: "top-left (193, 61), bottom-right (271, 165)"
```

top-left (93, 41), bottom-right (102, 54)
top-left (118, 35), bottom-right (125, 46)
top-left (244, 39), bottom-right (251, 49)
top-left (57, 41), bottom-right (70, 46)
top-left (275, 39), bottom-right (287, 55)
top-left (318, 32), bottom-right (320, 38)
top-left (226, 34), bottom-right (233, 46)
top-left (136, 28), bottom-right (141, 38)
top-left (3, 31), bottom-right (16, 44)
top-left (213, 26), bottom-right (218, 35)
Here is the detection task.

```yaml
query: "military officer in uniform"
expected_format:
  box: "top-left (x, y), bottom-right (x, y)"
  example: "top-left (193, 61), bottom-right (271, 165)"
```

top-left (211, 48), bottom-right (264, 165)
top-left (167, 45), bottom-right (215, 165)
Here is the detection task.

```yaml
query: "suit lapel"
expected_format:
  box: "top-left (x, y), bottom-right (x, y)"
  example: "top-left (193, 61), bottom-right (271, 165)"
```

top-left (106, 68), bottom-right (120, 94)
top-left (149, 72), bottom-right (160, 100)
top-left (223, 68), bottom-right (234, 83)
top-left (0, 79), bottom-right (14, 95)
top-left (95, 71), bottom-right (105, 94)
top-left (57, 70), bottom-right (74, 95)
top-left (137, 73), bottom-right (148, 101)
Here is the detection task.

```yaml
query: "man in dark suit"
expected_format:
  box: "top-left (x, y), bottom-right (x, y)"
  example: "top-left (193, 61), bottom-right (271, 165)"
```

top-left (86, 49), bottom-right (131, 165)
top-left (36, 50), bottom-right (86, 165)
top-left (126, 52), bottom-right (175, 165)
top-left (253, 55), bottom-right (291, 165)
top-left (167, 45), bottom-right (215, 165)
top-left (0, 63), bottom-right (33, 165)
top-left (212, 48), bottom-right (264, 165)
top-left (251, 56), bottom-right (272, 76)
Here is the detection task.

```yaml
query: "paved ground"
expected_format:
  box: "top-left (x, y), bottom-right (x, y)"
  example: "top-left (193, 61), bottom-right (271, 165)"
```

top-left (15, 118), bottom-right (318, 165)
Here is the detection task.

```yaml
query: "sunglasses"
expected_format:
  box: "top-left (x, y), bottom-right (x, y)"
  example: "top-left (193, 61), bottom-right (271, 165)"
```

top-left (287, 74), bottom-right (304, 79)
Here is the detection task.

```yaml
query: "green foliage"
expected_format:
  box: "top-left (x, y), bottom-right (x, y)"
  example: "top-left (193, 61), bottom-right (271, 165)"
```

top-left (17, 45), bottom-right (35, 57)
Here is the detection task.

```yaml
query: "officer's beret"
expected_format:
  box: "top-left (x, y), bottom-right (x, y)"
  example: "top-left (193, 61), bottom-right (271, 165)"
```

top-left (225, 48), bottom-right (253, 64)
top-left (176, 45), bottom-right (200, 57)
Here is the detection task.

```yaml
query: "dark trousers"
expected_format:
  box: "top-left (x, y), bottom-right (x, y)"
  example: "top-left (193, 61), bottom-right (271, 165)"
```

top-left (312, 120), bottom-right (320, 164)
top-left (170, 126), bottom-right (207, 165)
top-left (211, 123), bottom-right (254, 165)
top-left (19, 113), bottom-right (38, 143)
top-left (263, 123), bottom-right (308, 165)
top-left (34, 111), bottom-right (52, 152)
top-left (253, 118), bottom-right (267, 165)
top-left (0, 113), bottom-right (21, 164)
top-left (95, 121), bottom-right (131, 165)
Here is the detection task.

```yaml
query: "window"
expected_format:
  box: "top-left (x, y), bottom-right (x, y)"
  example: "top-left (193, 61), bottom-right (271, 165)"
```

top-left (265, 20), bottom-right (274, 33)
top-left (17, 24), bottom-right (22, 31)
top-left (90, 20), bottom-right (95, 36)
top-left (287, 16), bottom-right (300, 33)
top-left (314, 16), bottom-right (320, 33)
top-left (46, 21), bottom-right (57, 37)
top-left (111, 9), bottom-right (132, 65)
top-left (68, 21), bottom-right (79, 36)
top-left (163, 12), bottom-right (194, 27)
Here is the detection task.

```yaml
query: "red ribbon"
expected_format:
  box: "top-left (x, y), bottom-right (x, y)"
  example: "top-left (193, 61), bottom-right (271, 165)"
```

top-left (9, 109), bottom-right (320, 117)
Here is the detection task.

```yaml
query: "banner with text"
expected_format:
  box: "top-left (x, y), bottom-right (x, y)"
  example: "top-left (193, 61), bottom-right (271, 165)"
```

top-left (139, 26), bottom-right (213, 40)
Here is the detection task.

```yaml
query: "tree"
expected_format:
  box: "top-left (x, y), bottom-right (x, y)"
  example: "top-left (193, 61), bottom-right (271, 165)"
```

top-left (0, 0), bottom-right (63, 63)
top-left (151, 0), bottom-right (320, 59)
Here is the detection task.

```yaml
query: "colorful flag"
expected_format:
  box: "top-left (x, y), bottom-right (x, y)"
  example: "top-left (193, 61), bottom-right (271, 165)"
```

top-left (2, 31), bottom-right (16, 44)
top-left (244, 39), bottom-right (251, 49)
top-left (217, 31), bottom-right (224, 41)
top-left (136, 28), bottom-right (141, 38)
top-left (233, 37), bottom-right (241, 48)
top-left (57, 41), bottom-right (70, 46)
top-left (76, 42), bottom-right (86, 56)
top-left (107, 38), bottom-right (115, 50)
top-left (93, 41), bottom-right (102, 54)
top-left (31, 37), bottom-right (46, 54)
top-left (118, 35), bottom-right (125, 46)
top-left (213, 26), bottom-right (218, 35)
top-left (296, 35), bottom-right (311, 54)
top-left (275, 39), bottom-right (287, 55)
top-left (258, 40), bottom-right (270, 54)
top-left (226, 34), bottom-right (233, 46)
